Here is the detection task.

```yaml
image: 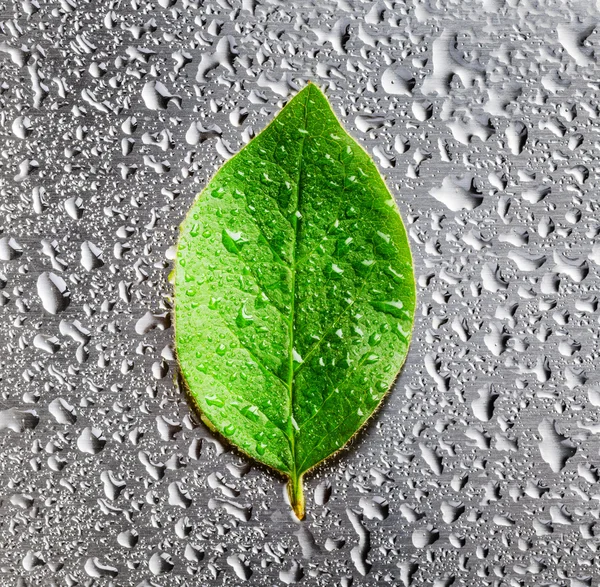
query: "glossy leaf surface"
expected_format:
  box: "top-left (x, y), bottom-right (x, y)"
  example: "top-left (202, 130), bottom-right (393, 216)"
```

top-left (175, 83), bottom-right (416, 518)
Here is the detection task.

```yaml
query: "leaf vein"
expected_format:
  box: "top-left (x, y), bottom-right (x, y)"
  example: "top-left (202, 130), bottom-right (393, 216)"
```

top-left (228, 248), bottom-right (289, 317)
top-left (293, 261), bottom-right (377, 376)
top-left (296, 336), bottom-right (379, 444)
top-left (215, 309), bottom-right (290, 392)
top-left (199, 372), bottom-right (291, 451)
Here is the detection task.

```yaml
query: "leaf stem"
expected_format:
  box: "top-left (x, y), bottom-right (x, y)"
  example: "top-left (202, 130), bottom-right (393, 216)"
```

top-left (287, 473), bottom-right (305, 520)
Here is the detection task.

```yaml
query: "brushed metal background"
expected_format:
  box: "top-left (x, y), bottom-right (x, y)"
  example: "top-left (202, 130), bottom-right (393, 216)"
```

top-left (1, 0), bottom-right (600, 585)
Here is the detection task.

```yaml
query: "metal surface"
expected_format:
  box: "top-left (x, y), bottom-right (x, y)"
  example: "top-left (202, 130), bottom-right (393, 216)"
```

top-left (1, 0), bottom-right (600, 584)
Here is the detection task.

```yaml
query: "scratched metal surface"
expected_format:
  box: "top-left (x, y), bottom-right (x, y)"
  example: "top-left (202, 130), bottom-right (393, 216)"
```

top-left (1, 0), bottom-right (600, 585)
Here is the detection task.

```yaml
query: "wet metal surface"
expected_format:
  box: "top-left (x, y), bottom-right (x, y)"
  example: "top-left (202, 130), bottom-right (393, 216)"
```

top-left (1, 0), bottom-right (600, 584)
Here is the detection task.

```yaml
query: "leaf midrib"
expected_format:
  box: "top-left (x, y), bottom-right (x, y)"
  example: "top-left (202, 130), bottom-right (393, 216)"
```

top-left (286, 85), bottom-right (312, 480)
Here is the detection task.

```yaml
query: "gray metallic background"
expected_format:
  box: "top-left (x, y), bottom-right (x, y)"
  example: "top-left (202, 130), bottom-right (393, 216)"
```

top-left (1, 0), bottom-right (600, 585)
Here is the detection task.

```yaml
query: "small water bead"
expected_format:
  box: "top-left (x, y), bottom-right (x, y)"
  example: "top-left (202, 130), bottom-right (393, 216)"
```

top-left (205, 395), bottom-right (224, 408)
top-left (274, 143), bottom-right (289, 164)
top-left (236, 304), bottom-right (254, 328)
top-left (222, 228), bottom-right (248, 255)
top-left (394, 322), bottom-right (411, 341)
top-left (333, 263), bottom-right (345, 276)
top-left (385, 265), bottom-right (406, 282)
top-left (0, 237), bottom-right (23, 261)
top-left (37, 272), bottom-right (70, 315)
top-left (335, 237), bottom-right (353, 257)
top-left (256, 442), bottom-right (268, 456)
top-left (239, 405), bottom-right (260, 423)
top-left (222, 422), bottom-right (236, 436)
top-left (370, 300), bottom-right (405, 319)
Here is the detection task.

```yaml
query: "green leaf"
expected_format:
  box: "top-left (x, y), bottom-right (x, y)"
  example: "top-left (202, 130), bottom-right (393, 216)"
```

top-left (175, 83), bottom-right (416, 519)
